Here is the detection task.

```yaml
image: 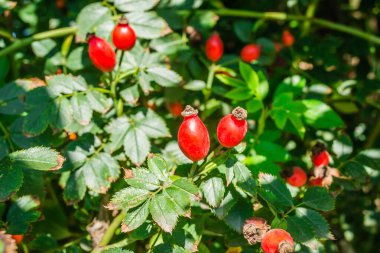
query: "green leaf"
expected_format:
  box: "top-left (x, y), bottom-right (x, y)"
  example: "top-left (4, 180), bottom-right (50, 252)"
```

top-left (31, 39), bottom-right (57, 58)
top-left (71, 93), bottom-right (93, 126)
top-left (46, 74), bottom-right (87, 95)
top-left (224, 200), bottom-right (253, 233)
top-left (271, 109), bottom-right (288, 129)
top-left (233, 162), bottom-right (256, 196)
top-left (105, 116), bottom-right (130, 153)
top-left (341, 161), bottom-right (367, 183)
top-left (256, 71), bottom-right (269, 99)
top-left (170, 178), bottom-right (198, 196)
top-left (6, 196), bottom-right (41, 234)
top-left (67, 47), bottom-right (91, 71)
top-left (9, 147), bottom-right (64, 171)
top-left (214, 192), bottom-right (237, 219)
top-left (126, 168), bottom-right (160, 191)
top-left (122, 200), bottom-right (151, 232)
top-left (288, 113), bottom-right (305, 138)
top-left (0, 137), bottom-right (8, 160)
top-left (163, 187), bottom-right (190, 215)
top-left (114, 0), bottom-right (158, 11)
top-left (287, 215), bottom-right (315, 245)
top-left (126, 12), bottom-right (170, 39)
top-left (147, 67), bottom-right (182, 87)
top-left (124, 127), bottom-right (151, 165)
top-left (200, 177), bottom-right (225, 208)
top-left (295, 208), bottom-right (332, 239)
top-left (150, 33), bottom-right (187, 54)
top-left (86, 90), bottom-right (112, 114)
top-left (150, 194), bottom-right (178, 233)
top-left (63, 169), bottom-right (86, 204)
top-left (303, 187), bottom-right (334, 211)
top-left (233, 20), bottom-right (253, 42)
top-left (110, 187), bottom-right (151, 210)
top-left (354, 149), bottom-right (380, 171)
top-left (0, 164), bottom-right (23, 201)
top-left (49, 97), bottom-right (73, 130)
top-left (246, 98), bottom-right (263, 113)
top-left (183, 80), bottom-right (206, 91)
top-left (120, 85), bottom-right (140, 106)
top-left (255, 141), bottom-right (290, 162)
top-left (302, 100), bottom-right (344, 129)
top-left (225, 87), bottom-right (253, 101)
top-left (76, 3), bottom-right (113, 41)
top-left (274, 75), bottom-right (306, 98)
top-left (258, 174), bottom-right (293, 212)
top-left (134, 110), bottom-right (170, 138)
top-left (147, 155), bottom-right (169, 182)
top-left (256, 38), bottom-right (276, 66)
top-left (332, 133), bottom-right (353, 159)
top-left (216, 75), bottom-right (245, 87)
top-left (239, 61), bottom-right (259, 92)
top-left (23, 106), bottom-right (50, 136)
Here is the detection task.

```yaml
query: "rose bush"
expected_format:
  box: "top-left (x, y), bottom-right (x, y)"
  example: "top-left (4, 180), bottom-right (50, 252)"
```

top-left (0, 1), bottom-right (380, 253)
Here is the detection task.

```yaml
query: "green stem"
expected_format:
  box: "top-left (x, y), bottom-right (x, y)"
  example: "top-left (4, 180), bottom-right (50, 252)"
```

top-left (95, 211), bottom-right (126, 250)
top-left (0, 28), bottom-right (14, 41)
top-left (188, 162), bottom-right (198, 179)
top-left (0, 121), bottom-right (15, 152)
top-left (21, 243), bottom-right (29, 253)
top-left (301, 0), bottom-right (320, 36)
top-left (202, 63), bottom-right (216, 120)
top-left (0, 26), bottom-right (77, 57)
top-left (148, 230), bottom-right (162, 253)
top-left (98, 238), bottom-right (137, 252)
top-left (256, 107), bottom-right (268, 138)
top-left (212, 9), bottom-right (380, 45)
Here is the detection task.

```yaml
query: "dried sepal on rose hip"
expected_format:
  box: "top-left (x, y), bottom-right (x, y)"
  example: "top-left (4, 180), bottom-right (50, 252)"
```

top-left (112, 15), bottom-right (136, 51)
top-left (261, 229), bottom-right (294, 253)
top-left (281, 166), bottom-right (307, 187)
top-left (217, 107), bottom-right (248, 148)
top-left (178, 105), bottom-right (210, 161)
top-left (311, 142), bottom-right (330, 167)
top-left (243, 217), bottom-right (271, 245)
top-left (205, 32), bottom-right (224, 62)
top-left (87, 33), bottom-right (116, 72)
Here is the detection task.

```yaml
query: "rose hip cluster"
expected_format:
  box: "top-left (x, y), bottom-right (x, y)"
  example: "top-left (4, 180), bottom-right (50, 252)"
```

top-left (178, 106), bottom-right (247, 161)
top-left (243, 217), bottom-right (294, 253)
top-left (205, 30), bottom-right (294, 63)
top-left (87, 15), bottom-right (136, 72)
top-left (281, 143), bottom-right (341, 188)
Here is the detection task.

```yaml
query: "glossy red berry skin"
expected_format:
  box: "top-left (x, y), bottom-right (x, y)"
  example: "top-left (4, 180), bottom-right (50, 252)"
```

top-left (282, 30), bottom-right (295, 47)
top-left (205, 33), bottom-right (223, 62)
top-left (88, 34), bottom-right (116, 72)
top-left (168, 102), bottom-right (183, 117)
top-left (11, 235), bottom-right (23, 244)
top-left (261, 229), bottom-right (294, 253)
top-left (286, 167), bottom-right (307, 187)
top-left (217, 107), bottom-right (248, 148)
top-left (240, 44), bottom-right (261, 63)
top-left (178, 106), bottom-right (210, 161)
top-left (112, 17), bottom-right (136, 51)
top-left (313, 150), bottom-right (329, 167)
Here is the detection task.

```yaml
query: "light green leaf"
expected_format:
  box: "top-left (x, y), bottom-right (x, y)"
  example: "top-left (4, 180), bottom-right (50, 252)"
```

top-left (126, 12), bottom-right (170, 39)
top-left (258, 174), bottom-right (293, 212)
top-left (225, 87), bottom-right (253, 101)
top-left (114, 0), bottom-right (158, 11)
top-left (71, 93), bottom-right (92, 126)
top-left (296, 208), bottom-right (332, 239)
top-left (216, 75), bottom-right (245, 87)
top-left (200, 177), bottom-right (225, 208)
top-left (122, 200), bottom-right (151, 232)
top-left (31, 39), bottom-right (57, 58)
top-left (170, 178), bottom-right (198, 196)
top-left (303, 187), bottom-right (334, 211)
top-left (49, 97), bottom-right (73, 130)
top-left (126, 168), bottom-right (160, 191)
top-left (147, 67), bottom-right (182, 87)
top-left (135, 110), bottom-right (170, 138)
top-left (163, 188), bottom-right (190, 215)
top-left (239, 61), bottom-right (259, 92)
top-left (105, 116), bottom-right (130, 153)
top-left (150, 33), bottom-right (187, 54)
top-left (124, 127), bottom-right (151, 165)
top-left (46, 74), bottom-right (87, 95)
top-left (86, 90), bottom-right (112, 114)
top-left (9, 147), bottom-right (64, 171)
top-left (183, 80), bottom-right (206, 91)
top-left (120, 85), bottom-right (140, 106)
top-left (274, 75), bottom-right (306, 98)
top-left (302, 100), bottom-right (344, 129)
top-left (63, 169), bottom-right (86, 204)
top-left (110, 187), bottom-right (151, 210)
top-left (233, 162), bottom-right (256, 196)
top-left (150, 194), bottom-right (178, 233)
top-left (147, 155), bottom-right (169, 182)
top-left (246, 98), bottom-right (263, 113)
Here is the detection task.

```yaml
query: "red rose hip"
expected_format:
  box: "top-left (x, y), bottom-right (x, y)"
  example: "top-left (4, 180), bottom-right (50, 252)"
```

top-left (311, 143), bottom-right (330, 167)
top-left (205, 33), bottom-right (223, 62)
top-left (282, 30), bottom-right (295, 47)
top-left (178, 106), bottom-right (210, 161)
top-left (11, 235), bottom-right (23, 244)
top-left (240, 44), bottom-right (261, 63)
top-left (112, 16), bottom-right (136, 51)
top-left (168, 102), bottom-right (183, 117)
top-left (87, 34), bottom-right (116, 72)
top-left (285, 167), bottom-right (307, 187)
top-left (217, 107), bottom-right (248, 148)
top-left (261, 229), bottom-right (294, 253)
